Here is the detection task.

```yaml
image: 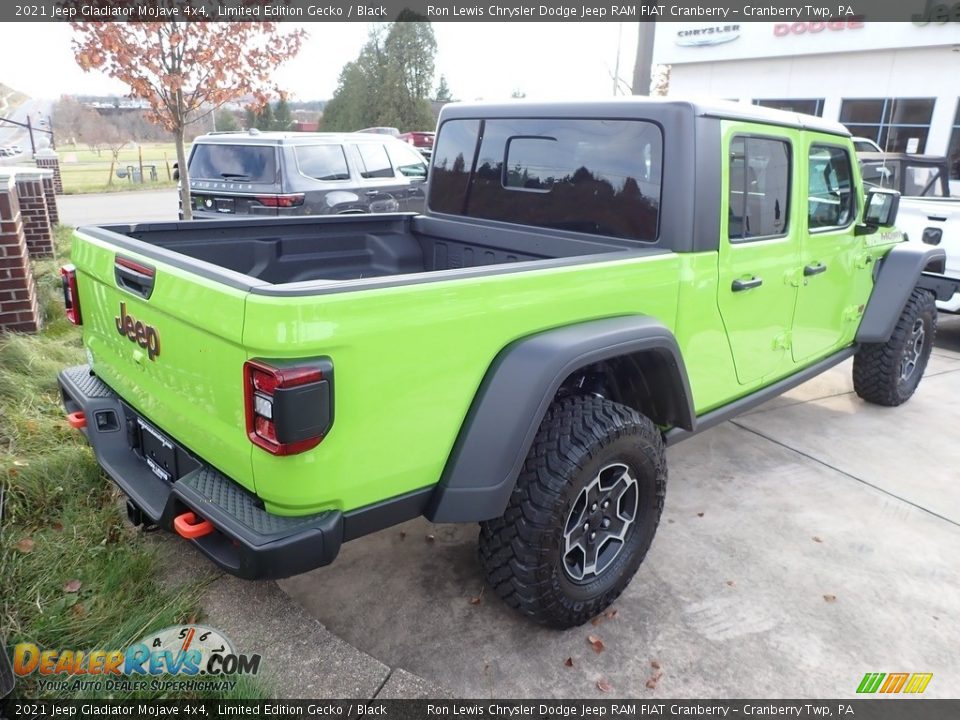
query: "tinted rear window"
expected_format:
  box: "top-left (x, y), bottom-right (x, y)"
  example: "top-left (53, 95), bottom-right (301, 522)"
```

top-left (188, 144), bottom-right (278, 183)
top-left (429, 118), bottom-right (662, 242)
top-left (356, 144), bottom-right (394, 179)
top-left (296, 145), bottom-right (350, 181)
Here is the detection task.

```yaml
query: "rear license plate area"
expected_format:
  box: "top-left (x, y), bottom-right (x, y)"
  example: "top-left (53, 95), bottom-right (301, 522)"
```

top-left (137, 418), bottom-right (177, 483)
top-left (215, 197), bottom-right (235, 213)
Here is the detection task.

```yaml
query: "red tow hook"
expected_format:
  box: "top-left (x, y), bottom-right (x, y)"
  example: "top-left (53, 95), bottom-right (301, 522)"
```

top-left (67, 411), bottom-right (87, 429)
top-left (173, 512), bottom-right (214, 539)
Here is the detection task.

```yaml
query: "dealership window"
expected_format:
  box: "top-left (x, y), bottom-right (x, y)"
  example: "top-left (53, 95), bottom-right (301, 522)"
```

top-left (839, 98), bottom-right (935, 153)
top-left (807, 145), bottom-right (855, 230)
top-left (948, 100), bottom-right (960, 181)
top-left (754, 99), bottom-right (824, 117)
top-left (728, 136), bottom-right (791, 241)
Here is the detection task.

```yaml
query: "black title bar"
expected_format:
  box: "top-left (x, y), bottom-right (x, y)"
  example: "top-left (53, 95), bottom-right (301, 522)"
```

top-left (4, 0), bottom-right (960, 23)
top-left (3, 699), bottom-right (960, 720)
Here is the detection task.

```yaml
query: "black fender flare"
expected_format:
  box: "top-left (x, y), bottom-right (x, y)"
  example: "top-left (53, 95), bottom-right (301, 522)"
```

top-left (425, 315), bottom-right (695, 523)
top-left (856, 243), bottom-right (946, 344)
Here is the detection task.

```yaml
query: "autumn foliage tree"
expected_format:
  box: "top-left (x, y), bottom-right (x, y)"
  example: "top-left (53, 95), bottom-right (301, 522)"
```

top-left (71, 19), bottom-right (304, 218)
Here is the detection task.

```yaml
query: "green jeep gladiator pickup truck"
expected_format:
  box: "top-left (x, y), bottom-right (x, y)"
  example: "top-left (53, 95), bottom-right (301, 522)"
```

top-left (58, 100), bottom-right (945, 628)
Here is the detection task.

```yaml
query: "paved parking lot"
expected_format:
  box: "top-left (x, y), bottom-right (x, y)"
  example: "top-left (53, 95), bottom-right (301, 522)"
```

top-left (280, 315), bottom-right (960, 698)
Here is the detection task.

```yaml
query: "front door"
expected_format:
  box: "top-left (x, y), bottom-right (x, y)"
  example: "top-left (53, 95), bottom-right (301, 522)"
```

top-left (793, 139), bottom-right (861, 362)
top-left (718, 130), bottom-right (800, 385)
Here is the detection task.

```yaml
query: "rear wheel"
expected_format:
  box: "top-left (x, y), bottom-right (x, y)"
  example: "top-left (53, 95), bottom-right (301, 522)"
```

top-left (854, 288), bottom-right (936, 406)
top-left (478, 395), bottom-right (666, 628)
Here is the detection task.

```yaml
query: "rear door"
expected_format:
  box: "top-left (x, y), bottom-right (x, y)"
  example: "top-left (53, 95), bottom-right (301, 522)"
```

top-left (717, 127), bottom-right (801, 385)
top-left (792, 138), bottom-right (862, 362)
top-left (349, 142), bottom-right (410, 213)
top-left (385, 141), bottom-right (428, 212)
top-left (187, 142), bottom-right (281, 217)
top-left (74, 232), bottom-right (255, 492)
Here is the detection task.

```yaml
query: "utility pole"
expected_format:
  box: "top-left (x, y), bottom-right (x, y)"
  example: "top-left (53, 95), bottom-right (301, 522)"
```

top-left (26, 116), bottom-right (36, 155)
top-left (613, 23), bottom-right (623, 96)
top-left (632, 21), bottom-right (656, 96)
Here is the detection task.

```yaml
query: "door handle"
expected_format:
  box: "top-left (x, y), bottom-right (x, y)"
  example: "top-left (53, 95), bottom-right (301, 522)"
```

top-left (731, 277), bottom-right (763, 292)
top-left (803, 263), bottom-right (827, 277)
top-left (365, 191), bottom-right (380, 197)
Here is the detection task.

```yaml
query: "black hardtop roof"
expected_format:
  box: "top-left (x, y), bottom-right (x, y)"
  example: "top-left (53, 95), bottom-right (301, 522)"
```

top-left (857, 152), bottom-right (948, 164)
top-left (438, 97), bottom-right (850, 138)
top-left (192, 130), bottom-right (405, 145)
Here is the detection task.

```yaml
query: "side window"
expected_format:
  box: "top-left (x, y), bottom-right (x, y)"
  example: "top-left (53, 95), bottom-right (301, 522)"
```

top-left (807, 145), bottom-right (856, 230)
top-left (356, 144), bottom-right (394, 179)
top-left (386, 143), bottom-right (428, 178)
top-left (905, 164), bottom-right (945, 197)
top-left (728, 136), bottom-right (791, 241)
top-left (295, 145), bottom-right (350, 181)
top-left (429, 119), bottom-right (481, 215)
top-left (428, 117), bottom-right (661, 242)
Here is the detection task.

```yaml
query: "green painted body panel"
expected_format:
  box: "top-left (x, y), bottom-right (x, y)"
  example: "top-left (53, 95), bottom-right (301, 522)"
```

top-left (242, 255), bottom-right (682, 514)
top-left (72, 231), bottom-right (255, 493)
top-left (71, 119), bottom-right (905, 518)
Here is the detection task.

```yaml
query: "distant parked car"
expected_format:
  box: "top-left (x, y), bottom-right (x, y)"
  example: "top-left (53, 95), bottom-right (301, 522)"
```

top-left (356, 127), bottom-right (400, 137)
top-left (398, 131), bottom-right (435, 160)
top-left (852, 136), bottom-right (883, 154)
top-left (181, 130), bottom-right (428, 219)
top-left (0, 148), bottom-right (13, 157)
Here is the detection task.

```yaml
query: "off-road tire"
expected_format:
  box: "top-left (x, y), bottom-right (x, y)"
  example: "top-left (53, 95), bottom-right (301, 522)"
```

top-left (854, 288), bottom-right (937, 407)
top-left (478, 395), bottom-right (666, 629)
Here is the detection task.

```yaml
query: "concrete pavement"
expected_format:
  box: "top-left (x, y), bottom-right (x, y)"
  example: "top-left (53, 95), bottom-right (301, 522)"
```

top-left (0, 97), bottom-right (53, 157)
top-left (58, 189), bottom-right (178, 227)
top-left (278, 321), bottom-right (960, 698)
top-left (153, 532), bottom-right (445, 700)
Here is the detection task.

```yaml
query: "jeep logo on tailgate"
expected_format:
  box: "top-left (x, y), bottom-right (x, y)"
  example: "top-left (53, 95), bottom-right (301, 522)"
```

top-left (115, 302), bottom-right (161, 360)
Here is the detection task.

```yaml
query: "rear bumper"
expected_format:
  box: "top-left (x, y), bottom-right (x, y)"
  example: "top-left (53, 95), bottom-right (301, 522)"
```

top-left (57, 364), bottom-right (343, 580)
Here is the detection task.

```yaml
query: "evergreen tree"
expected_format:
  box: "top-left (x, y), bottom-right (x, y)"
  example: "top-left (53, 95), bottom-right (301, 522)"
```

top-left (273, 96), bottom-right (293, 131)
top-left (435, 74), bottom-right (453, 103)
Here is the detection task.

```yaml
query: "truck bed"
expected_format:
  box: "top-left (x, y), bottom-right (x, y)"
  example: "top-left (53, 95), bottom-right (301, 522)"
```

top-left (90, 213), bottom-right (646, 286)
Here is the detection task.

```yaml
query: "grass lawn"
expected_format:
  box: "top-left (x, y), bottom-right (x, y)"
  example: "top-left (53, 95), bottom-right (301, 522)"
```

top-left (59, 143), bottom-right (180, 195)
top-left (0, 227), bottom-right (264, 700)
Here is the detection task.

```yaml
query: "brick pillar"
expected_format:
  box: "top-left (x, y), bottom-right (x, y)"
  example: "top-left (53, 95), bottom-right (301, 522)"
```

top-left (0, 175), bottom-right (42, 333)
top-left (41, 173), bottom-right (59, 225)
top-left (14, 171), bottom-right (54, 259)
top-left (35, 149), bottom-right (63, 194)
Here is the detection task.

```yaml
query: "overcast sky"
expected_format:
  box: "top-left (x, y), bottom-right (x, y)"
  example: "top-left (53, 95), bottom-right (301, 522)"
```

top-left (0, 22), bottom-right (639, 102)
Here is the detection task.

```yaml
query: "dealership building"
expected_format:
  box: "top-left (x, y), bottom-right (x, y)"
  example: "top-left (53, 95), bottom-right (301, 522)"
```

top-left (653, 21), bottom-right (960, 190)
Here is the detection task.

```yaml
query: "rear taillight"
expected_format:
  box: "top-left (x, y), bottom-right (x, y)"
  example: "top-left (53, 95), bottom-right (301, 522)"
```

top-left (255, 194), bottom-right (305, 208)
top-left (243, 359), bottom-right (333, 456)
top-left (60, 264), bottom-right (81, 325)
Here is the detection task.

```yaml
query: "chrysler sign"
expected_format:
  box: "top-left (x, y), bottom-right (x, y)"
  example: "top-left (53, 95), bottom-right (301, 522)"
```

top-left (676, 25), bottom-right (741, 46)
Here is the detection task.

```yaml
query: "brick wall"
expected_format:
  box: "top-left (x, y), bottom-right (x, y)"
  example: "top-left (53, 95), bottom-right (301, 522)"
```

top-left (35, 150), bottom-right (63, 194)
top-left (0, 177), bottom-right (42, 333)
top-left (41, 174), bottom-right (59, 225)
top-left (14, 173), bottom-right (54, 259)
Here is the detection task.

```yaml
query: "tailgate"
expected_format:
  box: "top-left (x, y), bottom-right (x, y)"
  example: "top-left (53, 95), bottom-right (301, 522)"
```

top-left (71, 230), bottom-right (254, 492)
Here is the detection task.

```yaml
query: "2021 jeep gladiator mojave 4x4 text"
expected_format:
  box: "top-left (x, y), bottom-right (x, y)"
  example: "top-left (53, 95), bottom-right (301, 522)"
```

top-left (59, 100), bottom-right (945, 628)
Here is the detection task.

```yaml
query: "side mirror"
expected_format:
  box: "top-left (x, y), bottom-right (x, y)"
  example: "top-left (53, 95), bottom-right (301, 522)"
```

top-left (864, 188), bottom-right (899, 226)
top-left (172, 162), bottom-right (180, 181)
top-left (857, 188), bottom-right (899, 235)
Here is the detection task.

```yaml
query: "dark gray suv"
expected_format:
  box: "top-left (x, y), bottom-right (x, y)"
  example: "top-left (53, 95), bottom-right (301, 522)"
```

top-left (183, 130), bottom-right (429, 218)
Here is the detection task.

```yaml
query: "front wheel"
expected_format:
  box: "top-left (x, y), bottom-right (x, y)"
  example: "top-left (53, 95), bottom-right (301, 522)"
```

top-left (479, 395), bottom-right (666, 628)
top-left (854, 288), bottom-right (937, 407)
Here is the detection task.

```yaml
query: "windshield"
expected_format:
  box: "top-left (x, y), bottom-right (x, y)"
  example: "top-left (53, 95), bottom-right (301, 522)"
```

top-left (188, 144), bottom-right (278, 183)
